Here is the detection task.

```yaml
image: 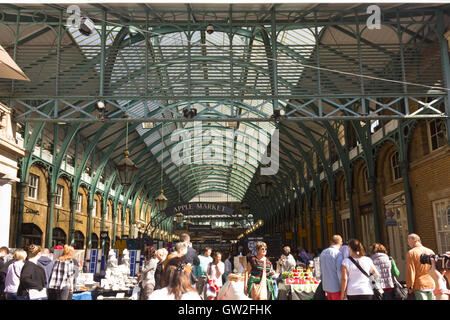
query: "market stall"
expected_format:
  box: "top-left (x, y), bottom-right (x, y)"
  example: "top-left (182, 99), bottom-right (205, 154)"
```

top-left (72, 249), bottom-right (139, 300)
top-left (277, 268), bottom-right (320, 300)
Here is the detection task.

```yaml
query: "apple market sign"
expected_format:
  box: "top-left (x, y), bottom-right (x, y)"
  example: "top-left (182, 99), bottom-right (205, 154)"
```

top-left (165, 202), bottom-right (234, 216)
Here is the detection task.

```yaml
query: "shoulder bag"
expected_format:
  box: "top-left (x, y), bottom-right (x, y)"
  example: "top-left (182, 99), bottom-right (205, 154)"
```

top-left (348, 257), bottom-right (383, 300)
top-left (389, 257), bottom-right (408, 300)
top-left (250, 258), bottom-right (268, 300)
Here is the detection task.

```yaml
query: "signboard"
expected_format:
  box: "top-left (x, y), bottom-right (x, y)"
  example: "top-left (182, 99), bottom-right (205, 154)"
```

top-left (128, 250), bottom-right (140, 277)
top-left (165, 202), bottom-right (234, 216)
top-left (84, 249), bottom-right (102, 274)
top-left (188, 224), bottom-right (212, 232)
top-left (246, 237), bottom-right (264, 256)
top-left (386, 218), bottom-right (398, 227)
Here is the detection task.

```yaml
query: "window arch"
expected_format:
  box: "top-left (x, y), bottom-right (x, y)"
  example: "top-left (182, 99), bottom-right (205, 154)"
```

top-left (52, 227), bottom-right (66, 247)
top-left (91, 233), bottom-right (99, 249)
top-left (22, 223), bottom-right (43, 247)
top-left (74, 230), bottom-right (84, 250)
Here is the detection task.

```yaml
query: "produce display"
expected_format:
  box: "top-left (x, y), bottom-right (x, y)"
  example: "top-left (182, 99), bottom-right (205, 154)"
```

top-left (284, 268), bottom-right (320, 285)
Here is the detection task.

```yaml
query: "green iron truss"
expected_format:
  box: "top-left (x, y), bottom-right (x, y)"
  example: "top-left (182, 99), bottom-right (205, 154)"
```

top-left (3, 4), bottom-right (450, 248)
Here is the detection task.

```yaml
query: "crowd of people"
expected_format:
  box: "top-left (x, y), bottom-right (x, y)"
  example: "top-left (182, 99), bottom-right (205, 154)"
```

top-left (0, 244), bottom-right (79, 300)
top-left (314, 233), bottom-right (449, 300)
top-left (0, 231), bottom-right (448, 301)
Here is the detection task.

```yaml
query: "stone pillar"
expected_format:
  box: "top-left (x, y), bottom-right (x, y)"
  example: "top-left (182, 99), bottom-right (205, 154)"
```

top-left (0, 180), bottom-right (13, 247)
top-left (0, 103), bottom-right (25, 247)
top-left (15, 182), bottom-right (27, 248)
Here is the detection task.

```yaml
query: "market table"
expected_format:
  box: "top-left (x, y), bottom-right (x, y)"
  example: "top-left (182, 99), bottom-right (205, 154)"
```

top-left (72, 287), bottom-right (133, 300)
top-left (277, 282), bottom-right (320, 300)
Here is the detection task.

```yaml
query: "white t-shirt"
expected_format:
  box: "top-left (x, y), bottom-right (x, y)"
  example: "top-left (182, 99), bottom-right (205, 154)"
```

top-left (5, 260), bottom-right (25, 294)
top-left (342, 256), bottom-right (376, 296)
top-left (148, 287), bottom-right (202, 300)
top-left (208, 261), bottom-right (225, 287)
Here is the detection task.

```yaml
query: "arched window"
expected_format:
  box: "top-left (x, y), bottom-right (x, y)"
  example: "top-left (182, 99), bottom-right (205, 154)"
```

top-left (91, 233), bottom-right (99, 249)
top-left (391, 152), bottom-right (401, 182)
top-left (52, 228), bottom-right (66, 247)
top-left (74, 230), bottom-right (84, 250)
top-left (27, 174), bottom-right (39, 200)
top-left (22, 223), bottom-right (42, 247)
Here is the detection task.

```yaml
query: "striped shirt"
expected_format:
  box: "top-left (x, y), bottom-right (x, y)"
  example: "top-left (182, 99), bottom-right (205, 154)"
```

top-left (249, 256), bottom-right (274, 278)
top-left (48, 260), bottom-right (75, 290)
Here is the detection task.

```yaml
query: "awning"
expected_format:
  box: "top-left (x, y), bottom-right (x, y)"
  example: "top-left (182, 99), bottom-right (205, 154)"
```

top-left (0, 45), bottom-right (30, 81)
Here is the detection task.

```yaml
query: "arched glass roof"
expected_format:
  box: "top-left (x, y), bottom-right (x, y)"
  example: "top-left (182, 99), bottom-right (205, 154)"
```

top-left (65, 26), bottom-right (320, 202)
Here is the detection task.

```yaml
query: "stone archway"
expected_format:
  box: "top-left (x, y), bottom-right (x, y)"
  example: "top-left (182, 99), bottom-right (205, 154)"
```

top-left (21, 223), bottom-right (42, 247)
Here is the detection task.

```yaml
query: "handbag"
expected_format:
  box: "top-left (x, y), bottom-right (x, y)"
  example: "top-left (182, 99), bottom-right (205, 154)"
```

top-left (206, 280), bottom-right (219, 300)
top-left (250, 258), bottom-right (268, 300)
top-left (392, 276), bottom-right (408, 300)
top-left (312, 281), bottom-right (326, 300)
top-left (28, 288), bottom-right (47, 300)
top-left (389, 257), bottom-right (408, 300)
top-left (348, 257), bottom-right (384, 300)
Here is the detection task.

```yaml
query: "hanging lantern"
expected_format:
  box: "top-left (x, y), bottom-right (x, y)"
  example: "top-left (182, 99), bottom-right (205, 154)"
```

top-left (155, 190), bottom-right (168, 212)
top-left (116, 150), bottom-right (138, 186)
top-left (240, 203), bottom-right (250, 216)
top-left (256, 178), bottom-right (272, 199)
top-left (175, 212), bottom-right (184, 224)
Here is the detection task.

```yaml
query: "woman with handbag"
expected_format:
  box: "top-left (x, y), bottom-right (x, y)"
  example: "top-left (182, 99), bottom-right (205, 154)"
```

top-left (206, 252), bottom-right (225, 300)
top-left (369, 243), bottom-right (396, 300)
top-left (245, 241), bottom-right (275, 300)
top-left (139, 246), bottom-right (158, 300)
top-left (4, 249), bottom-right (27, 300)
top-left (340, 239), bottom-right (380, 300)
top-left (17, 244), bottom-right (48, 300)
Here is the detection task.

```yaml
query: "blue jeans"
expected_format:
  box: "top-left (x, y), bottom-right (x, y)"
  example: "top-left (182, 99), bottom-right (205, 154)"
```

top-left (5, 292), bottom-right (18, 300)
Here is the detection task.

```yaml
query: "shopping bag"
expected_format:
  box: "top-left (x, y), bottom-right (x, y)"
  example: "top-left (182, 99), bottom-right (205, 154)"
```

top-left (250, 259), bottom-right (267, 300)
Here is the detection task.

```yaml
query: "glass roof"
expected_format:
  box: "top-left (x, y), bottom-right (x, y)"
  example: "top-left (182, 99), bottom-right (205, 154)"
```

top-left (68, 26), bottom-right (319, 202)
